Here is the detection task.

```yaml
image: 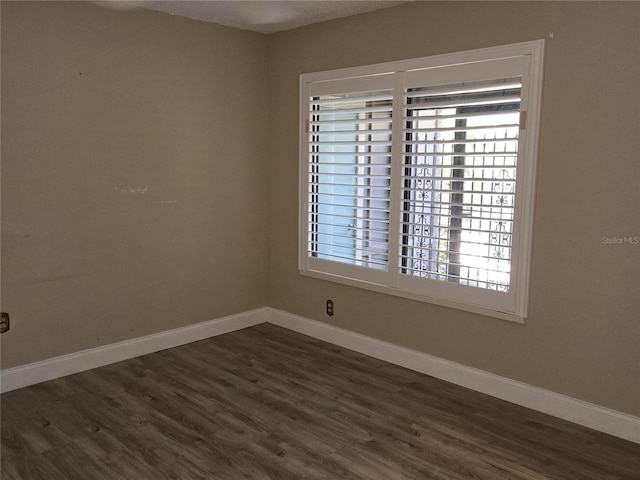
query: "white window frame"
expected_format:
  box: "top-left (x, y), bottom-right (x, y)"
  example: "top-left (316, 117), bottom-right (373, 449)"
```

top-left (299, 40), bottom-right (544, 323)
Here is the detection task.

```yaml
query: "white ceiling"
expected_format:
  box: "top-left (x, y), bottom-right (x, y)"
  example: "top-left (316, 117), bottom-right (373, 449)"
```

top-left (102, 1), bottom-right (409, 34)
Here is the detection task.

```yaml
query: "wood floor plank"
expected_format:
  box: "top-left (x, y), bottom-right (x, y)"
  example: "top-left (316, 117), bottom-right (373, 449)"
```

top-left (2, 323), bottom-right (639, 479)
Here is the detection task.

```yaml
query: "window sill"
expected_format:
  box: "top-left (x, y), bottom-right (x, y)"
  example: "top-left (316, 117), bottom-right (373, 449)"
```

top-left (300, 269), bottom-right (527, 324)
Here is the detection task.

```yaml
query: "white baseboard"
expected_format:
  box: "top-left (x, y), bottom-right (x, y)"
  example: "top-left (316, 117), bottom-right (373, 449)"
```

top-left (266, 308), bottom-right (640, 444)
top-left (0, 308), bottom-right (266, 394)
top-left (2, 306), bottom-right (638, 444)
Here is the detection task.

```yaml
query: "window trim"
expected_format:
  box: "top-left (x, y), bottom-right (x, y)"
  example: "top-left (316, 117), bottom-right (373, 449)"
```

top-left (299, 40), bottom-right (544, 323)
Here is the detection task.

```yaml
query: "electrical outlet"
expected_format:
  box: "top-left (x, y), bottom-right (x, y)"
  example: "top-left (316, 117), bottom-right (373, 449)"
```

top-left (0, 312), bottom-right (9, 333)
top-left (326, 299), bottom-right (334, 316)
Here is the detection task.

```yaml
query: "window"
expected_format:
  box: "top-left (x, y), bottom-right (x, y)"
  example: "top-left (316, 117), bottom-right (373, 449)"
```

top-left (299, 41), bottom-right (544, 322)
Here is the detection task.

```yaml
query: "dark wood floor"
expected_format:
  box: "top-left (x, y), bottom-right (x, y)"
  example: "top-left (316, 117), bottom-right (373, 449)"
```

top-left (2, 324), bottom-right (639, 479)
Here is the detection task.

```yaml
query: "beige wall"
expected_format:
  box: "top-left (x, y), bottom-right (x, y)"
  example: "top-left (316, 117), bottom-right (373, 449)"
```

top-left (1, 2), bottom-right (269, 367)
top-left (267, 2), bottom-right (640, 415)
top-left (1, 1), bottom-right (638, 417)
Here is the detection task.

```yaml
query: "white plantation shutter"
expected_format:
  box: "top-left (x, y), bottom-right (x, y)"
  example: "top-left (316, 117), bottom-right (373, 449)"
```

top-left (303, 76), bottom-right (395, 285)
top-left (399, 77), bottom-right (522, 295)
top-left (300, 42), bottom-right (544, 321)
